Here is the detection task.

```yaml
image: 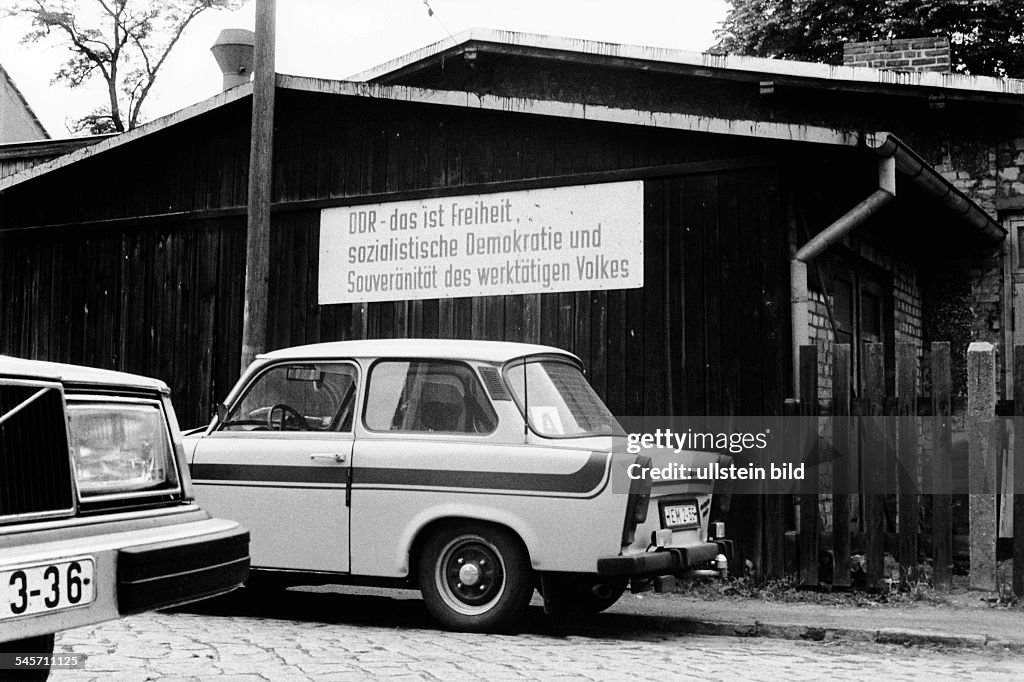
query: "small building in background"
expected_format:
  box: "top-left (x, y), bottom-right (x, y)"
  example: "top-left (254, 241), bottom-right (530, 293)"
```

top-left (0, 63), bottom-right (111, 180)
top-left (0, 63), bottom-right (47, 143)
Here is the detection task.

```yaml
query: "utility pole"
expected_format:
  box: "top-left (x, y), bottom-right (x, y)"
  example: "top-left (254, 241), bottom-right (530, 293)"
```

top-left (240, 0), bottom-right (276, 373)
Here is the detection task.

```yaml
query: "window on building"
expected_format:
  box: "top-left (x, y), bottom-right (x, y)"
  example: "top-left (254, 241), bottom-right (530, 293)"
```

top-left (828, 255), bottom-right (895, 395)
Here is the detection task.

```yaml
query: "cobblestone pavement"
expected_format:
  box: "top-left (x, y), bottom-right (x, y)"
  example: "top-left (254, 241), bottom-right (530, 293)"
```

top-left (46, 587), bottom-right (1024, 681)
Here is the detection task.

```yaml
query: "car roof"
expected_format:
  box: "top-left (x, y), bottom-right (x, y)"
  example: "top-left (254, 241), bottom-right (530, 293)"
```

top-left (0, 356), bottom-right (168, 392)
top-left (258, 339), bottom-right (580, 364)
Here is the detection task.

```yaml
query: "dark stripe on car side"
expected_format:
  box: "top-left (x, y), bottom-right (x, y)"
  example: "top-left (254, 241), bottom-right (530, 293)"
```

top-left (191, 463), bottom-right (349, 484)
top-left (191, 451), bottom-right (609, 495)
top-left (355, 451), bottom-right (608, 493)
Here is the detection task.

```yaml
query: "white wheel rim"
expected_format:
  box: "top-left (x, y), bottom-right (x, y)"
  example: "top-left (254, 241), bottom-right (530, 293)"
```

top-left (434, 534), bottom-right (507, 616)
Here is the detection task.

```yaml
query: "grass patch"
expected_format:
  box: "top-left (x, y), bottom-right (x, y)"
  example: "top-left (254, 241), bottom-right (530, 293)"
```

top-left (670, 573), bottom-right (957, 608)
top-left (661, 557), bottom-right (1023, 609)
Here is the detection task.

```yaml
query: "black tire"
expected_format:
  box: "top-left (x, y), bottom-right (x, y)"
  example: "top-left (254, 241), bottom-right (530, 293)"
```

top-left (542, 573), bottom-right (627, 615)
top-left (0, 633), bottom-right (55, 681)
top-left (417, 522), bottom-right (533, 632)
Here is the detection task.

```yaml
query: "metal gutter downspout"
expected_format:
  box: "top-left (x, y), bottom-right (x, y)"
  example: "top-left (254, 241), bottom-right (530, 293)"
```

top-left (870, 134), bottom-right (1005, 244)
top-left (790, 155), bottom-right (896, 394)
top-left (789, 132), bottom-right (1006, 395)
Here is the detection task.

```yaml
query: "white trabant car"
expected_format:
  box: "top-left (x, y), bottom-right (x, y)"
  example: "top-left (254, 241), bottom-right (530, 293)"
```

top-left (0, 358), bottom-right (249, 678)
top-left (185, 339), bottom-right (729, 631)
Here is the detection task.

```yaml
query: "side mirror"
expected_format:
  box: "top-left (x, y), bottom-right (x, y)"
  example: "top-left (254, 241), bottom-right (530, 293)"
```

top-left (216, 402), bottom-right (229, 424)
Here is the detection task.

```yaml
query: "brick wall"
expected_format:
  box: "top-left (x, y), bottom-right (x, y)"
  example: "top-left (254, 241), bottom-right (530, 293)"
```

top-left (843, 37), bottom-right (951, 73)
top-left (853, 240), bottom-right (923, 353)
top-left (928, 141), bottom-right (1008, 392)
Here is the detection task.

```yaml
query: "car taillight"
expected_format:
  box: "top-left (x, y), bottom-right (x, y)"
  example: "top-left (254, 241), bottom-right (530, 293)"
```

top-left (633, 491), bottom-right (650, 524)
top-left (622, 456), bottom-right (652, 546)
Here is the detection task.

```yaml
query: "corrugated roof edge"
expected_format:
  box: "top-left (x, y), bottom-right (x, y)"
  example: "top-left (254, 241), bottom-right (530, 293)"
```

top-left (281, 75), bottom-right (871, 147)
top-left (0, 73), bottom-right (1002, 244)
top-left (0, 74), bottom-right (875, 194)
top-left (0, 134), bottom-right (113, 161)
top-left (0, 81), bottom-right (253, 192)
top-left (348, 27), bottom-right (1024, 98)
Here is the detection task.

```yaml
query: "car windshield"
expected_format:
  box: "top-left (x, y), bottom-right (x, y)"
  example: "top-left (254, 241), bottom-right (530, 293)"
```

top-left (505, 360), bottom-right (623, 438)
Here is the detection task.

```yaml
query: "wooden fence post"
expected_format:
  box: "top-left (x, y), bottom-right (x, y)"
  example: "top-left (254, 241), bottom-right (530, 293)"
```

top-left (931, 342), bottom-right (953, 590)
top-left (967, 341), bottom-right (998, 591)
top-left (1013, 346), bottom-right (1024, 597)
top-left (896, 343), bottom-right (919, 585)
top-left (864, 343), bottom-right (886, 589)
top-left (766, 400), bottom-right (800, 578)
top-left (799, 345), bottom-right (819, 586)
top-left (831, 344), bottom-right (853, 587)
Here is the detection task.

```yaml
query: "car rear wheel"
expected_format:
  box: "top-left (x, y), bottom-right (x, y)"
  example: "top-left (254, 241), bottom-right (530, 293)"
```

top-left (0, 633), bottom-right (55, 680)
top-left (417, 523), bottom-right (532, 632)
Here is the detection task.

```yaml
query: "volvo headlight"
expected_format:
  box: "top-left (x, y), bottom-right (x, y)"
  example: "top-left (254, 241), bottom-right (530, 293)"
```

top-left (66, 401), bottom-right (180, 499)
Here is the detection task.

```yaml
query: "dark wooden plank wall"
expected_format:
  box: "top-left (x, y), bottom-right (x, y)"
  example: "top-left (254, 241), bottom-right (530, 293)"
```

top-left (0, 89), bottom-right (789, 429)
top-left (0, 166), bottom-right (786, 428)
top-left (0, 218), bottom-right (245, 427)
top-left (259, 165), bottom-right (786, 421)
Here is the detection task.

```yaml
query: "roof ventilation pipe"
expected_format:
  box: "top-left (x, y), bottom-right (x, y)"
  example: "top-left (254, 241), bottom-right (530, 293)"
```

top-left (211, 28), bottom-right (256, 91)
top-left (790, 155), bottom-right (896, 394)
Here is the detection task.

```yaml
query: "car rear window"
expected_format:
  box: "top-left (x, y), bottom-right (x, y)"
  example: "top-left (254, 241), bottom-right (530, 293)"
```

top-left (505, 360), bottom-right (623, 438)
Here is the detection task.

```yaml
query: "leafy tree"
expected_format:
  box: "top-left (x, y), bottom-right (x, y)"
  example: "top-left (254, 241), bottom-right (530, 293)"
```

top-left (11, 0), bottom-right (245, 134)
top-left (713, 0), bottom-right (1024, 78)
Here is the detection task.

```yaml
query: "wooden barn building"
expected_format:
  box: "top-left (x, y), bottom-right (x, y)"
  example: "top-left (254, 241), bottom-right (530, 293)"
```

top-left (0, 32), bottom-right (1008, 571)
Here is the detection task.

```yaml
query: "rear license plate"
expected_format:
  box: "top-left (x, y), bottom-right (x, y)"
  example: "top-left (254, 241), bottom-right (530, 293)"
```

top-left (1, 558), bottom-right (95, 620)
top-left (663, 503), bottom-right (699, 528)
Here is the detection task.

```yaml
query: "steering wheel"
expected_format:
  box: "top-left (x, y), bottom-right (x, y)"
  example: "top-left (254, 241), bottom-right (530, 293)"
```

top-left (268, 403), bottom-right (307, 431)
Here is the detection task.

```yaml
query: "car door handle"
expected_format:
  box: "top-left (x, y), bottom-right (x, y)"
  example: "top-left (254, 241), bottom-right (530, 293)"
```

top-left (310, 453), bottom-right (348, 463)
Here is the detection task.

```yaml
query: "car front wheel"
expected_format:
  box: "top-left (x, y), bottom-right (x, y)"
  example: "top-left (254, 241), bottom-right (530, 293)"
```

top-left (417, 523), bottom-right (533, 632)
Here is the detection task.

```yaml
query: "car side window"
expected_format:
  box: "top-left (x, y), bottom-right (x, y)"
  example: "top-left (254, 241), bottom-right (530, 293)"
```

top-left (364, 361), bottom-right (497, 434)
top-left (221, 362), bottom-right (359, 433)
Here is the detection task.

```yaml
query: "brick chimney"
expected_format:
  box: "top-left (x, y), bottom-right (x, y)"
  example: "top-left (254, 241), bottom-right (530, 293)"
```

top-left (843, 37), bottom-right (951, 73)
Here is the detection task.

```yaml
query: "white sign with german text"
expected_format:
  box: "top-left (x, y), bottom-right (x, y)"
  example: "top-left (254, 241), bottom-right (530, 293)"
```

top-left (318, 181), bottom-right (644, 304)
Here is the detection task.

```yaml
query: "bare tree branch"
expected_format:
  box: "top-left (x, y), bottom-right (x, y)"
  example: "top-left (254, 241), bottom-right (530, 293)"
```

top-left (13, 0), bottom-right (246, 133)
top-left (129, 3), bottom-right (208, 128)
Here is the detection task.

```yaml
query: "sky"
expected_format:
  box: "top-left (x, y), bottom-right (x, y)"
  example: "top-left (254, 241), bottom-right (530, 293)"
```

top-left (0, 0), bottom-right (730, 139)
